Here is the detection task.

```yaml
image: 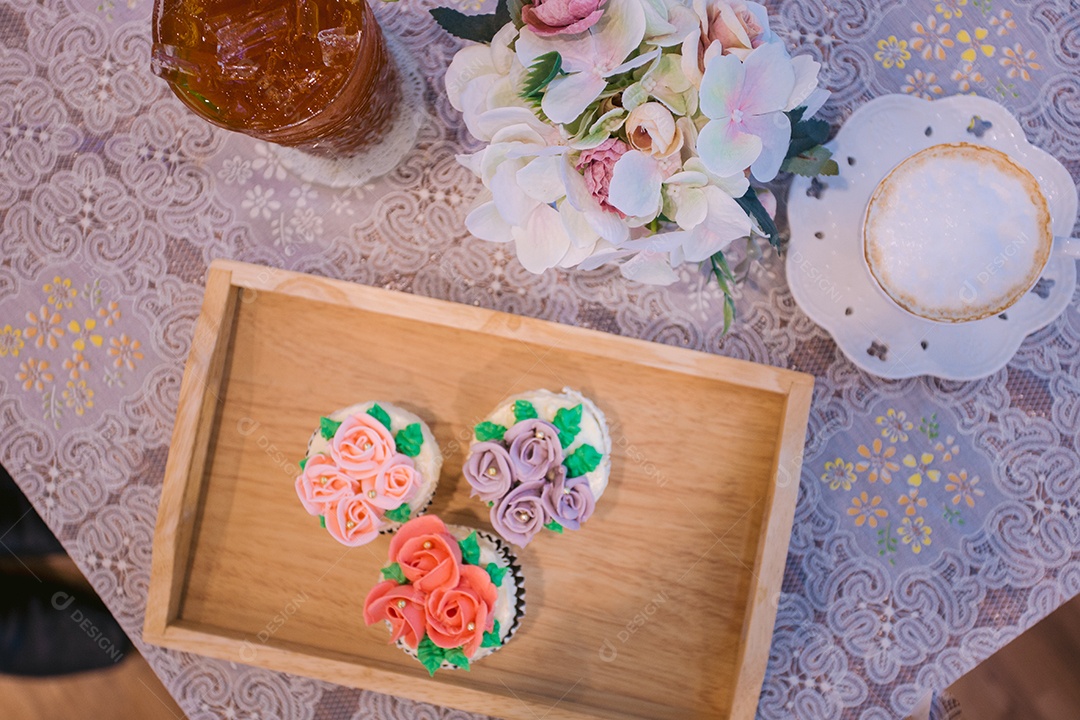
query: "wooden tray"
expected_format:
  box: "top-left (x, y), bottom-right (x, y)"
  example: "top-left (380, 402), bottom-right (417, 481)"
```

top-left (144, 259), bottom-right (813, 720)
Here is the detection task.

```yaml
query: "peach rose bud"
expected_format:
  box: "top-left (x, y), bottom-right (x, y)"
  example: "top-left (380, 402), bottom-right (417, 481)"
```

top-left (625, 103), bottom-right (683, 158)
top-left (388, 515), bottom-right (463, 593)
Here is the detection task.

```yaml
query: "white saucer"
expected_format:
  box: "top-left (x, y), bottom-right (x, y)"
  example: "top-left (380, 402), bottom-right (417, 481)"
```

top-left (786, 94), bottom-right (1078, 380)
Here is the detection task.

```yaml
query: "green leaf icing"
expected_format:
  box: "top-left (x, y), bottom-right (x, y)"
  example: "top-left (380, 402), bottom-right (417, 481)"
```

top-left (367, 403), bottom-right (392, 432)
top-left (485, 562), bottom-right (507, 587)
top-left (417, 636), bottom-right (446, 676)
top-left (544, 520), bottom-right (564, 534)
top-left (299, 457), bottom-right (308, 470)
top-left (458, 531), bottom-right (480, 566)
top-left (319, 515), bottom-right (325, 528)
top-left (521, 51), bottom-right (563, 108)
top-left (552, 404), bottom-right (583, 448)
top-left (384, 503), bottom-right (412, 523)
top-left (429, 0), bottom-right (509, 44)
top-left (513, 399), bottom-right (538, 422)
top-left (564, 444), bottom-right (602, 478)
top-left (481, 619), bottom-right (502, 649)
top-left (381, 562), bottom-right (407, 583)
top-left (319, 416), bottom-right (342, 440)
top-left (395, 423), bottom-right (423, 457)
top-left (444, 647), bottom-right (471, 671)
top-left (474, 421), bottom-right (507, 442)
top-left (781, 144), bottom-right (839, 178)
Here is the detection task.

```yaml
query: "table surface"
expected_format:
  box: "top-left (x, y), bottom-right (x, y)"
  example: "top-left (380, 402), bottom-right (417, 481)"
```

top-left (2, 0), bottom-right (1079, 717)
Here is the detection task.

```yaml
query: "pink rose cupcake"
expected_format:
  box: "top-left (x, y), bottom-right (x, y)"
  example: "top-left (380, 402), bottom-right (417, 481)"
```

top-left (464, 388), bottom-right (611, 547)
top-left (363, 515), bottom-right (525, 675)
top-left (295, 402), bottom-right (442, 547)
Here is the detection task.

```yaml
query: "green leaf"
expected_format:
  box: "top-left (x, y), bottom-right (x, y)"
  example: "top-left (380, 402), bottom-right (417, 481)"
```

top-left (429, 0), bottom-right (510, 44)
top-left (564, 444), bottom-right (602, 478)
top-left (485, 562), bottom-right (507, 587)
top-left (781, 144), bottom-right (840, 178)
top-left (444, 647), bottom-right (471, 671)
top-left (381, 562), bottom-right (407, 583)
top-left (552, 405), bottom-right (583, 448)
top-left (319, 515), bottom-right (325, 528)
top-left (520, 51), bottom-right (563, 105)
top-left (481, 619), bottom-right (502, 648)
top-left (544, 520), bottom-right (564, 534)
top-left (299, 457), bottom-right (308, 471)
top-left (709, 251), bottom-right (737, 335)
top-left (458, 531), bottom-right (480, 566)
top-left (319, 416), bottom-right (342, 440)
top-left (384, 503), bottom-right (412, 524)
top-left (734, 186), bottom-right (780, 251)
top-left (395, 423), bottom-right (424, 457)
top-left (417, 636), bottom-right (447, 676)
top-left (367, 403), bottom-right (392, 432)
top-left (474, 421), bottom-right (507, 442)
top-left (513, 400), bottom-right (538, 422)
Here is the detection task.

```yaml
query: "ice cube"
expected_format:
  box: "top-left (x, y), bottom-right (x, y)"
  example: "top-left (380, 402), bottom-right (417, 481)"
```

top-left (150, 44), bottom-right (216, 80)
top-left (317, 27), bottom-right (360, 66)
top-left (210, 5), bottom-right (290, 63)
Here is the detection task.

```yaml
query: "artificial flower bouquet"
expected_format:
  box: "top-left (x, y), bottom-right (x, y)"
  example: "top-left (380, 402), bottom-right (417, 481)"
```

top-left (435, 0), bottom-right (834, 324)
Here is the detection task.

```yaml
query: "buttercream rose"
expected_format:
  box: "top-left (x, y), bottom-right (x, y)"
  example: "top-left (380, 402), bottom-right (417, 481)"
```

top-left (492, 480), bottom-right (548, 547)
top-left (521, 0), bottom-right (605, 37)
top-left (295, 453), bottom-right (358, 515)
top-left (424, 565), bottom-right (498, 656)
top-left (505, 418), bottom-right (563, 482)
top-left (541, 465), bottom-right (596, 531)
top-left (626, 103), bottom-right (684, 158)
top-left (388, 515), bottom-right (463, 593)
top-left (330, 412), bottom-right (396, 477)
top-left (363, 581), bottom-right (427, 649)
top-left (324, 494), bottom-right (381, 546)
top-left (365, 454), bottom-right (420, 510)
top-left (705, 0), bottom-right (765, 57)
top-left (463, 442), bottom-right (514, 503)
top-left (576, 138), bottom-right (629, 216)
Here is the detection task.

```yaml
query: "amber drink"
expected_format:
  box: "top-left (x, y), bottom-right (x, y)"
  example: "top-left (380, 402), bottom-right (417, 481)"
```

top-left (152, 0), bottom-right (400, 157)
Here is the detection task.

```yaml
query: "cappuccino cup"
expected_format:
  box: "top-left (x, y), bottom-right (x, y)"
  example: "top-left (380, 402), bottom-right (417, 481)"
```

top-left (862, 142), bottom-right (1079, 323)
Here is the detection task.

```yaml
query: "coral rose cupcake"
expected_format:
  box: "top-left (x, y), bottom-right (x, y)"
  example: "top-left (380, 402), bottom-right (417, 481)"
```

top-left (363, 515), bottom-right (525, 675)
top-left (464, 388), bottom-right (611, 547)
top-left (295, 402), bottom-right (442, 547)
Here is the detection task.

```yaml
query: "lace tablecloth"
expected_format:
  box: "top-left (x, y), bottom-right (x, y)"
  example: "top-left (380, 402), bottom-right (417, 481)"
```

top-left (2, 0), bottom-right (1079, 716)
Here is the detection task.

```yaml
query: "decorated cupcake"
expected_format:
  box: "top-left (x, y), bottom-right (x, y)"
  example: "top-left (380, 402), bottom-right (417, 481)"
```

top-left (464, 388), bottom-right (611, 547)
top-left (295, 402), bottom-right (442, 547)
top-left (363, 515), bottom-right (525, 675)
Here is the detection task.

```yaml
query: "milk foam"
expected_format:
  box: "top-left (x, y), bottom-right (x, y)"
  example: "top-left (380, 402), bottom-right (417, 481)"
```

top-left (864, 144), bottom-right (1051, 322)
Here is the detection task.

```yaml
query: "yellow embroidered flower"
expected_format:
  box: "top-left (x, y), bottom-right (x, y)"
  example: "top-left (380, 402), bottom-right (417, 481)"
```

top-left (97, 300), bottom-right (121, 327)
top-left (822, 458), bottom-right (857, 491)
top-left (848, 492), bottom-right (888, 528)
top-left (898, 516), bottom-right (932, 554)
top-left (1001, 43), bottom-right (1041, 81)
top-left (0, 324), bottom-right (25, 358)
top-left (956, 28), bottom-right (995, 62)
top-left (945, 470), bottom-right (983, 508)
top-left (902, 69), bottom-right (945, 100)
top-left (43, 276), bottom-right (77, 310)
top-left (990, 9), bottom-right (1015, 36)
top-left (109, 334), bottom-right (144, 371)
top-left (875, 36), bottom-right (911, 69)
top-left (951, 62), bottom-right (984, 93)
top-left (876, 408), bottom-right (913, 443)
top-left (902, 452), bottom-right (941, 486)
top-left (898, 488), bottom-right (928, 516)
top-left (855, 438), bottom-right (900, 484)
top-left (63, 351), bottom-right (90, 380)
top-left (24, 305), bottom-right (64, 350)
top-left (935, 0), bottom-right (965, 19)
top-left (16, 358), bottom-right (53, 391)
top-left (911, 15), bottom-right (954, 61)
top-left (67, 318), bottom-right (104, 352)
top-left (63, 379), bottom-right (94, 416)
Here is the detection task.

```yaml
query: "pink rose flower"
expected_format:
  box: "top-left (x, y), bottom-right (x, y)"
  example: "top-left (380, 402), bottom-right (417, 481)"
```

top-left (295, 453), bottom-right (358, 516)
top-left (363, 453), bottom-right (420, 510)
top-left (330, 412), bottom-right (396, 478)
top-left (388, 515), bottom-right (463, 593)
top-left (521, 0), bottom-right (605, 37)
top-left (363, 581), bottom-right (427, 649)
top-left (576, 138), bottom-right (629, 216)
top-left (324, 494), bottom-right (382, 546)
top-left (424, 565), bottom-right (498, 656)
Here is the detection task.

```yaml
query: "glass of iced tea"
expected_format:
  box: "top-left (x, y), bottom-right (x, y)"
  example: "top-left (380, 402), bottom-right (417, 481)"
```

top-left (151, 0), bottom-right (400, 158)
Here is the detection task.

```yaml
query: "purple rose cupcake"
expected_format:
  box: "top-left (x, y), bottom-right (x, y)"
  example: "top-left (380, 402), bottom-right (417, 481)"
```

top-left (463, 388), bottom-right (611, 547)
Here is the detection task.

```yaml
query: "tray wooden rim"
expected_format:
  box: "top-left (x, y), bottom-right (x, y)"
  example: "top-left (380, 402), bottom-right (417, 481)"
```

top-left (144, 259), bottom-right (813, 720)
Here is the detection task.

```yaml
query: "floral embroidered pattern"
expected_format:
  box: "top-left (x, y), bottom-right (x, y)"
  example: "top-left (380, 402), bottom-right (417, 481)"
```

top-left (848, 493), bottom-right (888, 528)
top-left (822, 458), bottom-right (857, 491)
top-left (901, 69), bottom-right (945, 99)
top-left (897, 516), bottom-right (932, 554)
top-left (876, 409), bottom-right (913, 443)
top-left (911, 15), bottom-right (955, 60)
top-left (855, 439), bottom-right (900, 484)
top-left (874, 36), bottom-right (911, 69)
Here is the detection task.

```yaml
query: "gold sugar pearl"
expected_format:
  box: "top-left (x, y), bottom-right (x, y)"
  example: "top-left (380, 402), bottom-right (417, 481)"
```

top-left (319, 477), bottom-right (329, 486)
top-left (423, 541), bottom-right (432, 549)
top-left (346, 521), bottom-right (356, 529)
top-left (362, 442), bottom-right (372, 451)
top-left (516, 511), bottom-right (529, 522)
top-left (466, 622), bottom-right (475, 631)
top-left (563, 487), bottom-right (571, 495)
top-left (486, 467), bottom-right (498, 477)
top-left (368, 490), bottom-right (377, 499)
top-left (397, 600), bottom-right (407, 609)
top-left (535, 430), bottom-right (545, 439)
